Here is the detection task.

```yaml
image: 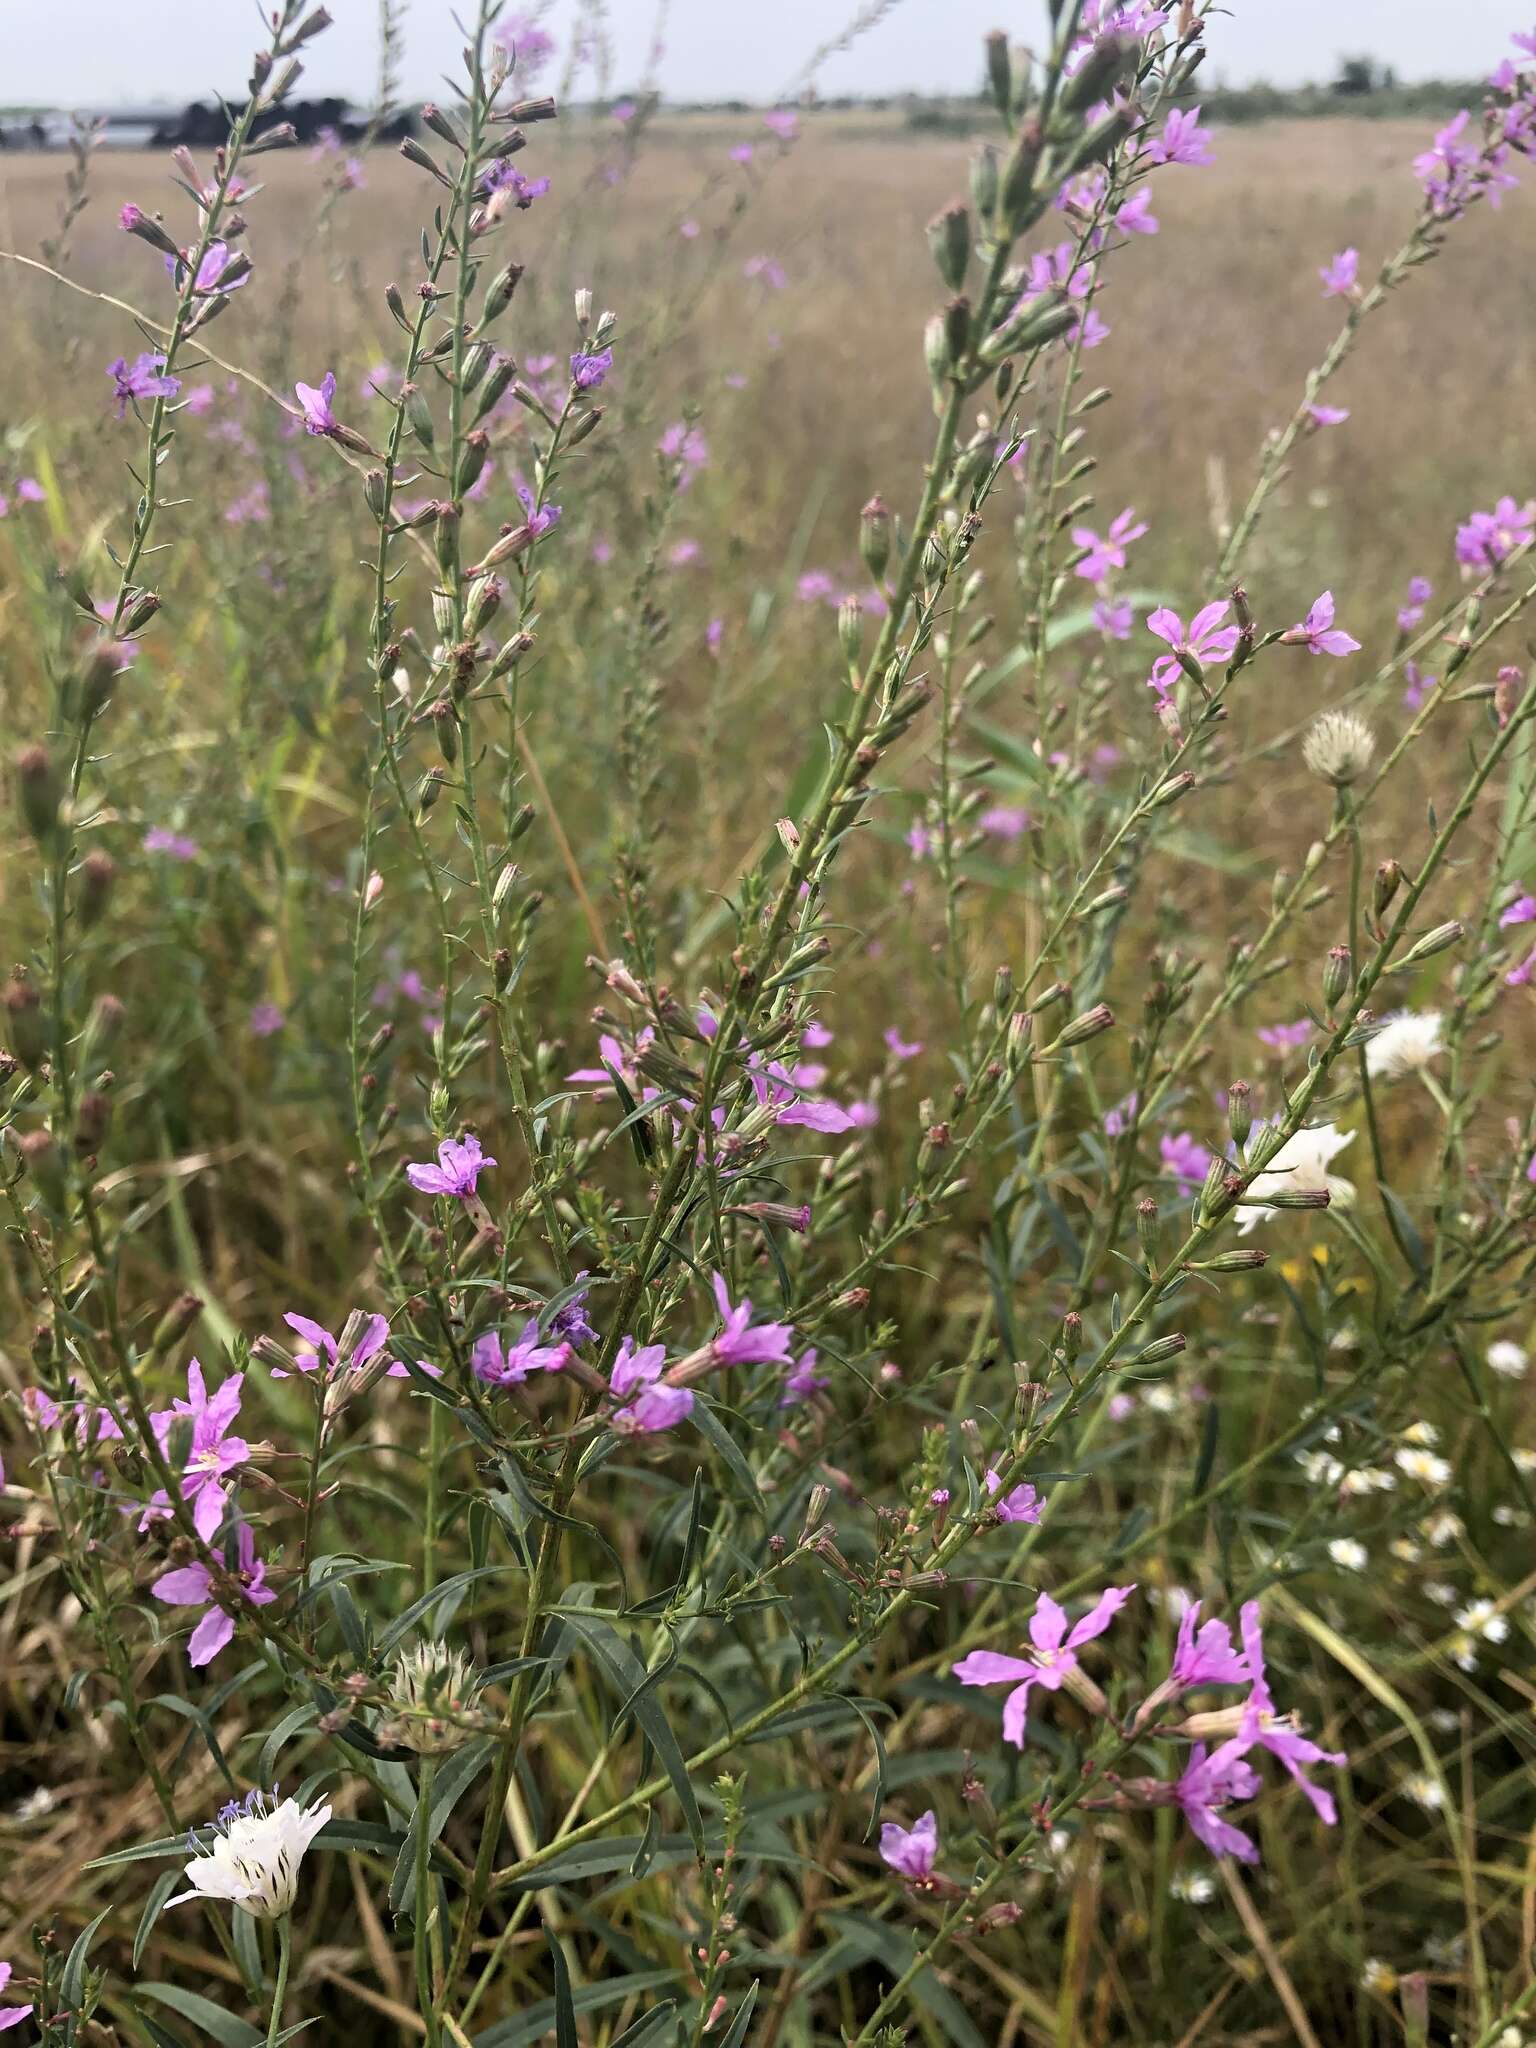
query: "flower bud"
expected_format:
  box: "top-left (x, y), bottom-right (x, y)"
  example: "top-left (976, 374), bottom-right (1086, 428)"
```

top-left (1392, 920), bottom-right (1463, 970)
top-left (1045, 1003), bottom-right (1114, 1052)
top-left (969, 143), bottom-right (1000, 221)
top-left (838, 595), bottom-right (863, 663)
top-left (421, 101), bottom-right (466, 150)
top-left (481, 262), bottom-right (524, 325)
top-left (388, 1639), bottom-right (477, 1754)
top-left (14, 746), bottom-right (60, 842)
top-left (4, 979), bottom-right (47, 1069)
top-left (18, 1128), bottom-right (65, 1207)
top-left (400, 135), bottom-right (452, 185)
top-left (118, 203), bottom-right (181, 256)
top-left (926, 203), bottom-right (971, 291)
top-left (1196, 1248), bottom-right (1269, 1272)
top-left (150, 1290), bottom-right (204, 1355)
top-left (74, 1089), bottom-right (111, 1155)
top-left (1322, 944), bottom-right (1352, 1008)
top-left (77, 849), bottom-right (116, 927)
top-left (1372, 859), bottom-right (1403, 924)
top-left (1226, 1077), bottom-right (1252, 1145)
top-left (1130, 1332), bottom-right (1186, 1365)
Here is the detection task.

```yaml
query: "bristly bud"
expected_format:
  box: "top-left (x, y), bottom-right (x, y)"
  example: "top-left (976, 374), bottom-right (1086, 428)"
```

top-left (400, 135), bottom-right (453, 185)
top-left (927, 204), bottom-right (971, 292)
top-left (776, 817), bottom-right (801, 856)
top-left (802, 1483), bottom-right (830, 1542)
top-left (117, 203), bottom-right (181, 257)
top-left (1061, 1310), bottom-right (1084, 1359)
top-left (402, 381), bottom-right (435, 447)
top-left (17, 1128), bottom-right (65, 1207)
top-left (1322, 944), bottom-right (1352, 1008)
top-left (838, 595), bottom-right (863, 662)
top-left (942, 293), bottom-right (972, 362)
top-left (1302, 708), bottom-right (1375, 786)
top-left (475, 354), bottom-right (517, 420)
top-left (983, 32), bottom-right (1012, 119)
top-left (431, 699), bottom-right (459, 765)
top-left (481, 262), bottom-right (524, 325)
top-left (421, 101), bottom-right (466, 150)
top-left (3, 978), bottom-right (47, 1069)
top-left (150, 1290), bottom-right (203, 1355)
top-left (15, 746), bottom-right (60, 842)
top-left (119, 588), bottom-right (161, 635)
top-left (1130, 1331), bottom-right (1186, 1366)
top-left (997, 117), bottom-right (1043, 233)
top-left (246, 121), bottom-right (298, 153)
top-left (1495, 663), bottom-right (1525, 728)
top-left (1045, 1003), bottom-right (1114, 1052)
top-left (501, 96), bottom-right (557, 123)
top-left (1392, 920), bottom-right (1464, 971)
top-left (282, 7), bottom-right (333, 51)
top-left (456, 429), bottom-right (491, 496)
top-left (1147, 770), bottom-right (1197, 810)
top-left (1135, 1196), bottom-right (1159, 1259)
top-left (1196, 1248), bottom-right (1269, 1272)
top-left (1060, 32), bottom-right (1135, 113)
top-left (923, 312), bottom-right (953, 387)
top-left (78, 850), bottom-right (116, 927)
top-left (1226, 1077), bottom-right (1252, 1145)
top-left (1372, 859), bottom-right (1403, 924)
top-left (387, 1639), bottom-right (478, 1753)
top-left (1255, 1186), bottom-right (1332, 1211)
top-left (384, 281), bottom-right (410, 330)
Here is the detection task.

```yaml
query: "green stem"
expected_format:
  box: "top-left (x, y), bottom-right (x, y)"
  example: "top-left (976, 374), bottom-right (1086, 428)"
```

top-left (266, 1916), bottom-right (292, 2048)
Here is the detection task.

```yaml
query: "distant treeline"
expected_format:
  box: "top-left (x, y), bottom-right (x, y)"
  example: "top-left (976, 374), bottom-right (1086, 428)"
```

top-left (0, 96), bottom-right (413, 150)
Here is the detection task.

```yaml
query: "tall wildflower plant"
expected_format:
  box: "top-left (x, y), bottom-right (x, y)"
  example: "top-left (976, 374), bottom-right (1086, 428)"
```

top-left (4, 2), bottom-right (1536, 2042)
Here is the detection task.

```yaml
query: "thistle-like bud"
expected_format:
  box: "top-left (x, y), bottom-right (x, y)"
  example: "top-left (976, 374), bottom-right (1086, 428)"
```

top-left (481, 262), bottom-right (524, 326)
top-left (837, 595), bottom-right (863, 663)
top-left (1197, 1248), bottom-right (1269, 1272)
top-left (1302, 708), bottom-right (1375, 786)
top-left (1135, 1195), bottom-right (1159, 1259)
top-left (150, 1290), bottom-right (204, 1356)
top-left (1322, 944), bottom-right (1352, 1008)
top-left (923, 312), bottom-right (953, 387)
top-left (456, 429), bottom-right (491, 496)
top-left (77, 849), bottom-right (116, 927)
top-left (118, 203), bottom-right (182, 256)
top-left (387, 1639), bottom-right (478, 1754)
top-left (1045, 1002), bottom-right (1114, 1052)
top-left (1495, 663), bottom-right (1526, 728)
top-left (15, 746), bottom-right (60, 842)
top-left (1060, 32), bottom-right (1134, 113)
top-left (402, 381), bottom-right (435, 447)
top-left (983, 31), bottom-right (1012, 118)
top-left (4, 978), bottom-right (47, 1069)
top-left (18, 1128), bottom-right (65, 1207)
top-left (400, 135), bottom-right (452, 185)
top-left (927, 203), bottom-right (971, 291)
top-left (1130, 1331), bottom-right (1186, 1365)
top-left (475, 354), bottom-right (518, 420)
top-left (969, 143), bottom-right (1000, 221)
top-left (1372, 858), bottom-right (1403, 925)
top-left (421, 101), bottom-right (466, 150)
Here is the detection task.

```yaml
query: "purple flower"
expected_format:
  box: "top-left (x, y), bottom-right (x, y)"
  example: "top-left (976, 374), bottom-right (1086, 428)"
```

top-left (277, 1312), bottom-right (390, 1380)
top-left (1072, 506), bottom-right (1147, 586)
top-left (1397, 573), bottom-right (1433, 630)
top-left (152, 1522), bottom-right (276, 1666)
top-left (984, 1469), bottom-right (1042, 1523)
top-left (0, 1960), bottom-right (32, 2033)
top-left (571, 347), bottom-right (613, 390)
top-left (1144, 106), bottom-right (1214, 167)
top-left (979, 803), bottom-right (1031, 839)
top-left (472, 1320), bottom-right (571, 1387)
top-left (953, 1585), bottom-right (1135, 1746)
top-left (730, 142), bottom-right (754, 164)
top-left (1174, 1734), bottom-right (1262, 1861)
top-left (1507, 947), bottom-right (1536, 988)
top-left (141, 1361), bottom-right (249, 1542)
top-left (1499, 893), bottom-right (1536, 928)
top-left (1456, 497), bottom-right (1536, 572)
top-left (780, 1349), bottom-right (829, 1408)
top-left (609, 1338), bottom-right (694, 1434)
top-left (1318, 247), bottom-right (1359, 297)
top-left (1414, 111), bottom-right (1481, 217)
top-left (612, 98), bottom-right (637, 123)
top-left (1257, 1019), bottom-right (1312, 1052)
top-left (749, 1058), bottom-right (856, 1133)
top-left (1305, 403), bottom-right (1349, 427)
top-left (1282, 590), bottom-right (1360, 657)
top-left (1094, 597), bottom-right (1134, 640)
top-left (710, 1272), bottom-right (795, 1366)
top-left (743, 253), bottom-right (787, 289)
top-left (1114, 187), bottom-right (1159, 235)
top-left (763, 108), bottom-right (800, 141)
top-left (879, 1810), bottom-right (938, 1880)
top-left (405, 1133), bottom-right (495, 1199)
top-left (514, 478), bottom-right (561, 538)
top-left (1104, 1092), bottom-right (1140, 1138)
top-left (482, 160), bottom-right (551, 209)
top-left (143, 828), bottom-right (199, 859)
top-left (167, 240), bottom-right (248, 295)
top-left (492, 11), bottom-right (555, 72)
top-left (294, 371), bottom-right (339, 437)
top-left (1402, 660), bottom-right (1437, 710)
top-left (803, 1021), bottom-right (833, 1049)
top-left (884, 1027), bottom-right (923, 1060)
top-left (550, 1280), bottom-right (598, 1348)
top-left (658, 422), bottom-right (708, 488)
top-left (1160, 1130), bottom-right (1213, 1194)
top-left (1172, 1600), bottom-right (1251, 1687)
top-left (1239, 1604), bottom-right (1346, 1822)
top-left (1145, 602), bottom-right (1240, 693)
top-left (108, 350), bottom-right (180, 417)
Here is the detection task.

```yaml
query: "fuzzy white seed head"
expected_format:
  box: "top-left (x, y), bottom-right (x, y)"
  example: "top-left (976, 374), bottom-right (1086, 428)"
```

top-left (1364, 1010), bottom-right (1444, 1081)
top-left (1487, 1339), bottom-right (1529, 1379)
top-left (1302, 707), bottom-right (1375, 785)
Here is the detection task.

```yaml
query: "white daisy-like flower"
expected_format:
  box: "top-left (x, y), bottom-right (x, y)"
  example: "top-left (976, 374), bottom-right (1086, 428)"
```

top-left (1400, 1771), bottom-right (1444, 1811)
top-left (1360, 1957), bottom-right (1397, 1994)
top-left (1515, 1448), bottom-right (1536, 1474)
top-left (1364, 1010), bottom-right (1444, 1082)
top-left (1424, 1581), bottom-right (1458, 1607)
top-left (1494, 1503), bottom-right (1521, 1526)
top-left (1328, 1537), bottom-right (1368, 1571)
top-left (168, 1790), bottom-right (331, 1920)
top-left (1421, 1508), bottom-right (1462, 1547)
top-left (1394, 1447), bottom-right (1452, 1486)
top-left (1390, 1536), bottom-right (1422, 1563)
top-left (1340, 1465), bottom-right (1395, 1497)
top-left (1236, 1123), bottom-right (1356, 1234)
top-left (1298, 1449), bottom-right (1346, 1487)
top-left (1401, 1419), bottom-right (1439, 1447)
top-left (1488, 1339), bottom-right (1530, 1380)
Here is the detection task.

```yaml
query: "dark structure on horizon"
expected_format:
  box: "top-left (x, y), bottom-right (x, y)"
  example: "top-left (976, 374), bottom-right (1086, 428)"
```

top-left (0, 98), bottom-right (414, 150)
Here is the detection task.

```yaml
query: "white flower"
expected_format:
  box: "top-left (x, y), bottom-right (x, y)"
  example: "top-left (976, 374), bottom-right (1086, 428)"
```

top-left (1328, 1537), bottom-right (1368, 1571)
top-left (1303, 708), bottom-right (1376, 786)
top-left (1424, 1580), bottom-right (1458, 1607)
top-left (1360, 1957), bottom-right (1397, 1994)
top-left (1455, 1597), bottom-right (1508, 1646)
top-left (1236, 1123), bottom-right (1355, 1233)
top-left (1390, 1536), bottom-right (1422, 1563)
top-left (1340, 1465), bottom-right (1395, 1497)
top-left (1394, 1447), bottom-right (1452, 1486)
top-left (1488, 1339), bottom-right (1529, 1379)
top-left (168, 1791), bottom-right (331, 1919)
top-left (1421, 1508), bottom-right (1462, 1547)
top-left (1515, 1448), bottom-right (1536, 1475)
top-left (1400, 1771), bottom-right (1443, 1811)
top-left (1171, 1870), bottom-right (1216, 1904)
top-left (1401, 1419), bottom-right (1439, 1447)
top-left (1364, 1010), bottom-right (1444, 1081)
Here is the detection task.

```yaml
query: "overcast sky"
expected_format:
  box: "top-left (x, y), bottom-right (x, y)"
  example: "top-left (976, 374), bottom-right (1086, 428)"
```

top-left (1, 0), bottom-right (1522, 106)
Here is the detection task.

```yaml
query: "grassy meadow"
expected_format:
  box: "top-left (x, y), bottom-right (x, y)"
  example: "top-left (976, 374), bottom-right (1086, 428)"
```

top-left (2, 34), bottom-right (1536, 2047)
